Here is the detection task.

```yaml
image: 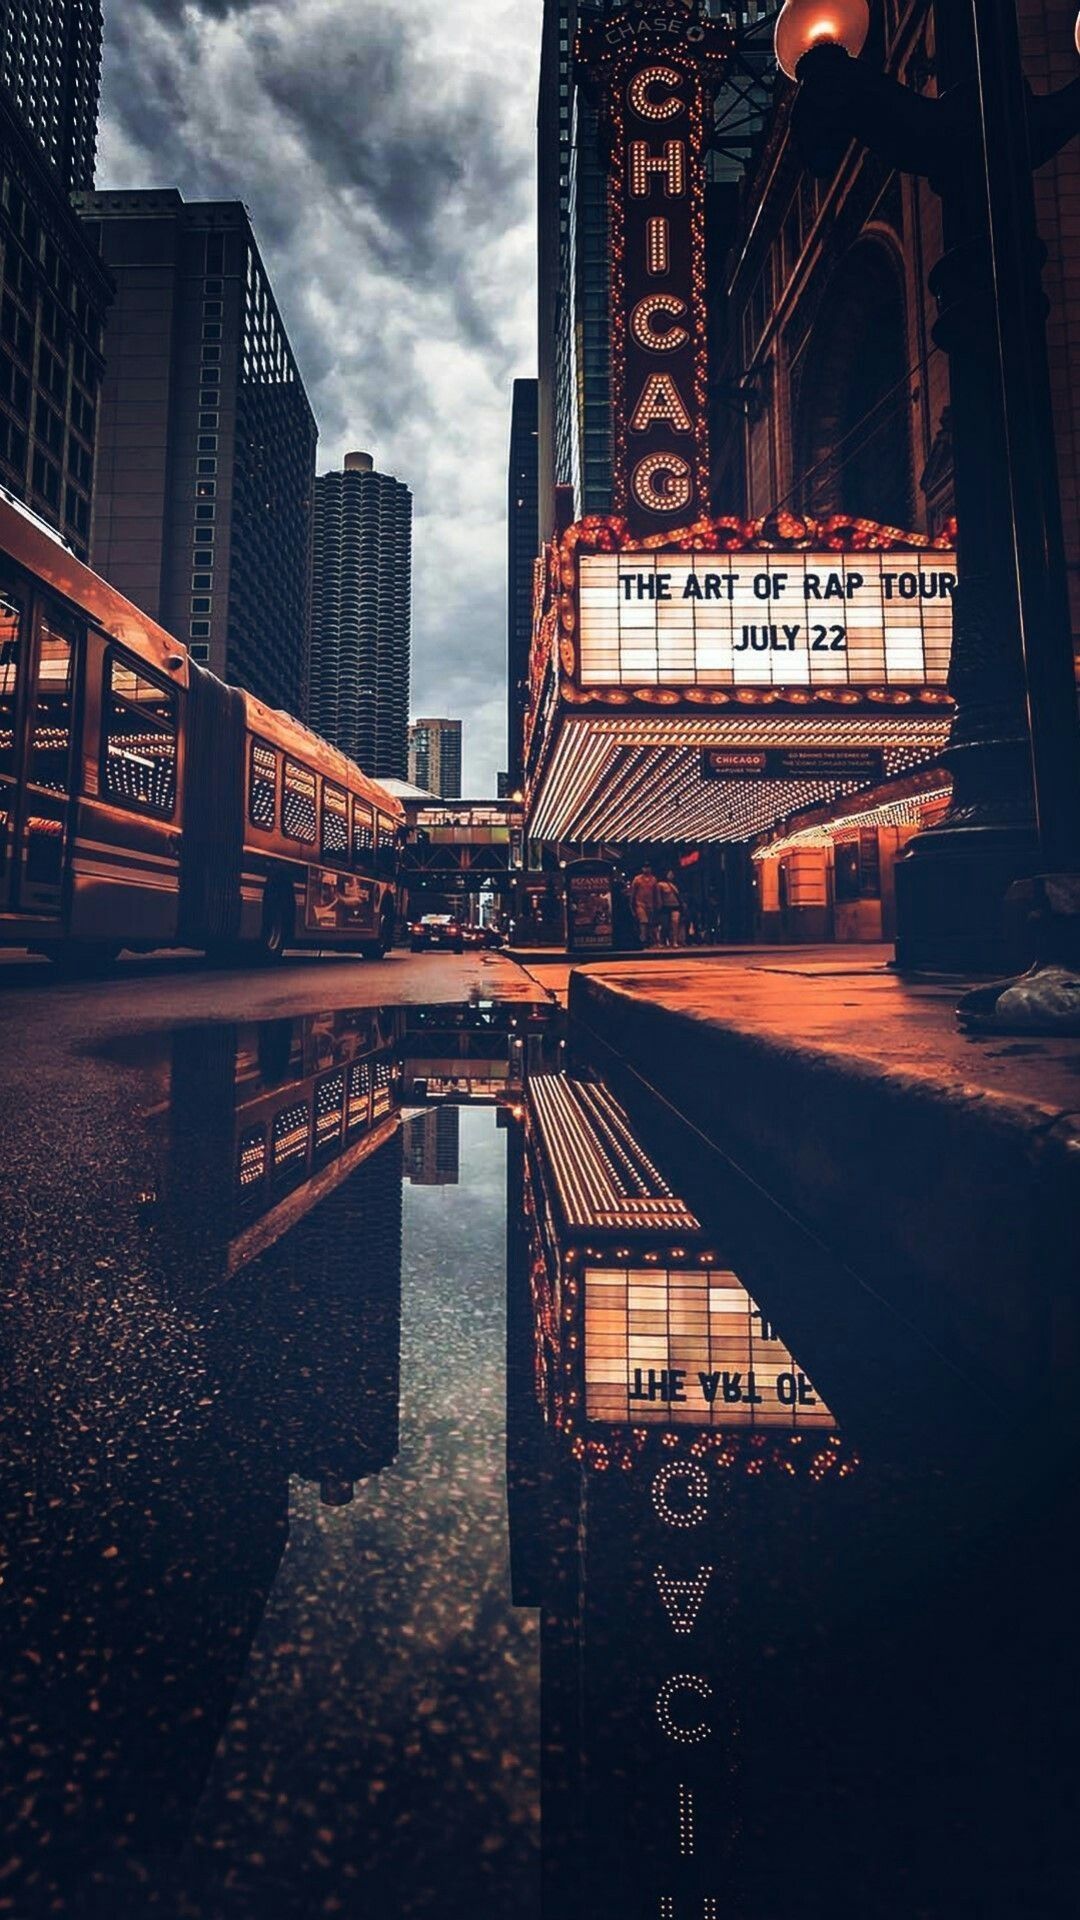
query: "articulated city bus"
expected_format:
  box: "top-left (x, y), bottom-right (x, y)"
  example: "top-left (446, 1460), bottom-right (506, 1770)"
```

top-left (0, 493), bottom-right (403, 966)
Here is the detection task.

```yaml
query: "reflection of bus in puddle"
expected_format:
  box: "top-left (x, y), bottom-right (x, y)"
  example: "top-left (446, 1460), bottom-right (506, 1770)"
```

top-left (0, 1008), bottom-right (408, 1896)
top-left (156, 1006), bottom-right (405, 1280)
top-left (522, 1067), bottom-right (839, 1473)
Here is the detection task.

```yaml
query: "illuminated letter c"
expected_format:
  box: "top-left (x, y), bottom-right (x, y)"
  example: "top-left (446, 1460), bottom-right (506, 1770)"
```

top-left (630, 294), bottom-right (690, 353)
top-left (656, 1673), bottom-right (714, 1746)
top-left (628, 64), bottom-right (686, 122)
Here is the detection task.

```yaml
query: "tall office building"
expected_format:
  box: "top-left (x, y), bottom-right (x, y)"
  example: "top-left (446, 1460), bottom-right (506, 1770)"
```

top-left (0, 0), bottom-right (109, 556)
top-left (1, 0), bottom-right (103, 193)
top-left (506, 378), bottom-right (538, 793)
top-left (309, 451), bottom-right (412, 781)
top-left (76, 190), bottom-right (317, 720)
top-left (0, 94), bottom-right (110, 555)
top-left (407, 717), bottom-right (462, 800)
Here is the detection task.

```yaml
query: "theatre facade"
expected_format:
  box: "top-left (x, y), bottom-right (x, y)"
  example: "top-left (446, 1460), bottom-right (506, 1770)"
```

top-left (526, 2), bottom-right (972, 943)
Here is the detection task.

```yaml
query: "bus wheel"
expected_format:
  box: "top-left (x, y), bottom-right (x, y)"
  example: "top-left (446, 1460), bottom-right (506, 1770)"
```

top-left (258, 883), bottom-right (293, 964)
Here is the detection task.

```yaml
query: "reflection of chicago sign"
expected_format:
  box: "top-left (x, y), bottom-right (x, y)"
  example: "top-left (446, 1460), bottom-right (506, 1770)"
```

top-left (579, 15), bottom-right (734, 533)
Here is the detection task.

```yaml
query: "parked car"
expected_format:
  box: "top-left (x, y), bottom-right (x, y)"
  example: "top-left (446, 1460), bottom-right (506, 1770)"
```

top-left (462, 923), bottom-right (501, 950)
top-left (409, 914), bottom-right (464, 953)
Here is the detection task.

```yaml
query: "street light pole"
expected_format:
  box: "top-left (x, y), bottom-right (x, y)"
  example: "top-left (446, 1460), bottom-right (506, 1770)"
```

top-left (778, 0), bottom-right (1080, 1029)
top-left (969, 0), bottom-right (1080, 878)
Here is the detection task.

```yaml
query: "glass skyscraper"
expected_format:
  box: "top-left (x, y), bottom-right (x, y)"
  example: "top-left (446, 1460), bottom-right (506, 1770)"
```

top-left (79, 192), bottom-right (317, 721)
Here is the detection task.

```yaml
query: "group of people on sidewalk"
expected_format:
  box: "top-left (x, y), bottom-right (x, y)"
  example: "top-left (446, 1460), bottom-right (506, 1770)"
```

top-left (628, 863), bottom-right (684, 948)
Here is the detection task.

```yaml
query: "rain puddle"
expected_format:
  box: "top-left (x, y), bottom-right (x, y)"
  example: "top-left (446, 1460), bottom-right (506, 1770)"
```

top-left (0, 1000), bottom-right (1074, 1917)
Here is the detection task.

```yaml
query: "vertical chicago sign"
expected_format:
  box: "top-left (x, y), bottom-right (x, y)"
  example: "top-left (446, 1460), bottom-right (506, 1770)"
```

top-left (578, 5), bottom-right (734, 533)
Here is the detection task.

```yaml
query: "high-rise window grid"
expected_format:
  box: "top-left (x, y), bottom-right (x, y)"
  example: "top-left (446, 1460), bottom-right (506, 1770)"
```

top-left (309, 460), bottom-right (412, 782)
top-left (0, 0), bottom-right (103, 192)
top-left (0, 92), bottom-right (108, 556)
top-left (80, 193), bottom-right (316, 718)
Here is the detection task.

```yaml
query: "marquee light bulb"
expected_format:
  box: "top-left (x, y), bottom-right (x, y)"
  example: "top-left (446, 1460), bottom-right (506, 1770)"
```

top-left (774, 0), bottom-right (870, 80)
top-left (1076, 9), bottom-right (1080, 55)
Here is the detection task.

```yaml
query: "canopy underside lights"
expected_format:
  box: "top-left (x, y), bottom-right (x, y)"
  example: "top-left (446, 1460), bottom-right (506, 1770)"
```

top-left (527, 713), bottom-right (950, 845)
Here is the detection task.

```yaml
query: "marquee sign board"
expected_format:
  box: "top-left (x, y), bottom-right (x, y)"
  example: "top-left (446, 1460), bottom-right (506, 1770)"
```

top-left (578, 550), bottom-right (956, 689)
top-left (583, 1263), bottom-right (835, 1432)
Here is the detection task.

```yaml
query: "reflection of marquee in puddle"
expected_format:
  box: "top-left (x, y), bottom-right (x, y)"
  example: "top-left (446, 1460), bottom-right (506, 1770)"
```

top-left (526, 1072), bottom-right (837, 1458)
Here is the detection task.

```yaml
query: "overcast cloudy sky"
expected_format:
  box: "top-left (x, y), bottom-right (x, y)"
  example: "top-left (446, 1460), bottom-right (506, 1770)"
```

top-left (97, 0), bottom-right (542, 793)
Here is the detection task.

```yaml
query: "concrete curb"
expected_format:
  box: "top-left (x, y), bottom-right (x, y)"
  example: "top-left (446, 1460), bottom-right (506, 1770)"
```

top-left (568, 968), bottom-right (1080, 1416)
top-left (506, 944), bottom-right (742, 964)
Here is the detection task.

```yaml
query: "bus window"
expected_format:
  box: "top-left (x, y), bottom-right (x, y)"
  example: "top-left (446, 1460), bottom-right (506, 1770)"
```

top-left (249, 740), bottom-right (277, 831)
top-left (352, 797), bottom-right (374, 867)
top-left (376, 813), bottom-right (397, 879)
top-left (314, 1070), bottom-right (346, 1156)
top-left (271, 1100), bottom-right (309, 1183)
top-left (102, 653), bottom-right (178, 816)
top-left (346, 1060), bottom-right (371, 1137)
top-left (282, 760), bottom-right (316, 843)
top-left (1, 593), bottom-right (21, 782)
top-left (373, 1057), bottom-right (394, 1118)
top-left (28, 618), bottom-right (75, 793)
top-left (237, 1124), bottom-right (267, 1196)
top-left (321, 783), bottom-right (348, 863)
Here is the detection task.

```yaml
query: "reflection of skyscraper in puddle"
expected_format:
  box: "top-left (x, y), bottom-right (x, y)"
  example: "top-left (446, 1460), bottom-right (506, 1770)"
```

top-left (160, 1008), bottom-right (406, 1504)
top-left (0, 1011), bottom-right (405, 1903)
top-left (508, 1068), bottom-right (856, 1918)
top-left (404, 1104), bottom-right (461, 1185)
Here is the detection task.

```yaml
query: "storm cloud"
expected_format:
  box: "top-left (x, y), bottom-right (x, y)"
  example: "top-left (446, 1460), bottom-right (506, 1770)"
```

top-left (98, 0), bottom-right (541, 791)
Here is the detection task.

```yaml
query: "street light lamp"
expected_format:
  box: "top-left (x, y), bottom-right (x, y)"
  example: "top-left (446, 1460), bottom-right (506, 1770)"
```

top-left (778, 0), bottom-right (1080, 1031)
top-left (774, 0), bottom-right (869, 81)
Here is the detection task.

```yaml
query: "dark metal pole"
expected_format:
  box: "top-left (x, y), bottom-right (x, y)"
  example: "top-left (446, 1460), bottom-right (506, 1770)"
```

top-left (970, 0), bottom-right (1080, 879)
top-left (789, 5), bottom-right (1080, 1018)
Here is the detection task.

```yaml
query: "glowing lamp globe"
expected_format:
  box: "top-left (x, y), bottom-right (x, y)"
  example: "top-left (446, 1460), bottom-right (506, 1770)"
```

top-left (774, 0), bottom-right (871, 81)
top-left (1076, 8), bottom-right (1080, 55)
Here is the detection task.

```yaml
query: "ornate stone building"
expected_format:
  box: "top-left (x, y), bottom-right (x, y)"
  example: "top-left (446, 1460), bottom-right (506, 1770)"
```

top-left (710, 0), bottom-right (1080, 939)
top-left (713, 0), bottom-right (1078, 606)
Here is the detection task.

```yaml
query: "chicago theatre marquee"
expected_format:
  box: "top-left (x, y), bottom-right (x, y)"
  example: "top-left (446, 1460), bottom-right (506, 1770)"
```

top-left (525, 5), bottom-right (956, 904)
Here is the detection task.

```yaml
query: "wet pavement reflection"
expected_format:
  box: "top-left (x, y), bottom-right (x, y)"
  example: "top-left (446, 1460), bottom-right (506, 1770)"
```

top-left (0, 997), bottom-right (1076, 1917)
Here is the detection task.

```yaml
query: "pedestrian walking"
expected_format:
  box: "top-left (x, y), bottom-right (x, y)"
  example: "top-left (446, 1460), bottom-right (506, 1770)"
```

top-left (629, 863), bottom-right (659, 947)
top-left (658, 871), bottom-right (683, 947)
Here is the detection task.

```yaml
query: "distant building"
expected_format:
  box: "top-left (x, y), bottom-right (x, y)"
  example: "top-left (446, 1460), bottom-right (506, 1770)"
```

top-left (1, 0), bottom-right (103, 193)
top-left (0, 13), bottom-right (110, 558)
top-left (309, 450), bottom-right (412, 781)
top-left (506, 378), bottom-right (538, 793)
top-left (76, 190), bottom-right (317, 719)
top-left (408, 717), bottom-right (462, 800)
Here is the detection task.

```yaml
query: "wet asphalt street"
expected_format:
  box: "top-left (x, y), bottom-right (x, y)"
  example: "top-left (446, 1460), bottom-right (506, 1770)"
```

top-left (2, 947), bottom-right (1079, 1919)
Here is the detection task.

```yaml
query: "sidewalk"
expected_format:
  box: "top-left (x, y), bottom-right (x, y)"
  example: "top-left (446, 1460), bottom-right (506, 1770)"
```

top-left (506, 941), bottom-right (737, 964)
top-left (566, 946), bottom-right (1080, 1419)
